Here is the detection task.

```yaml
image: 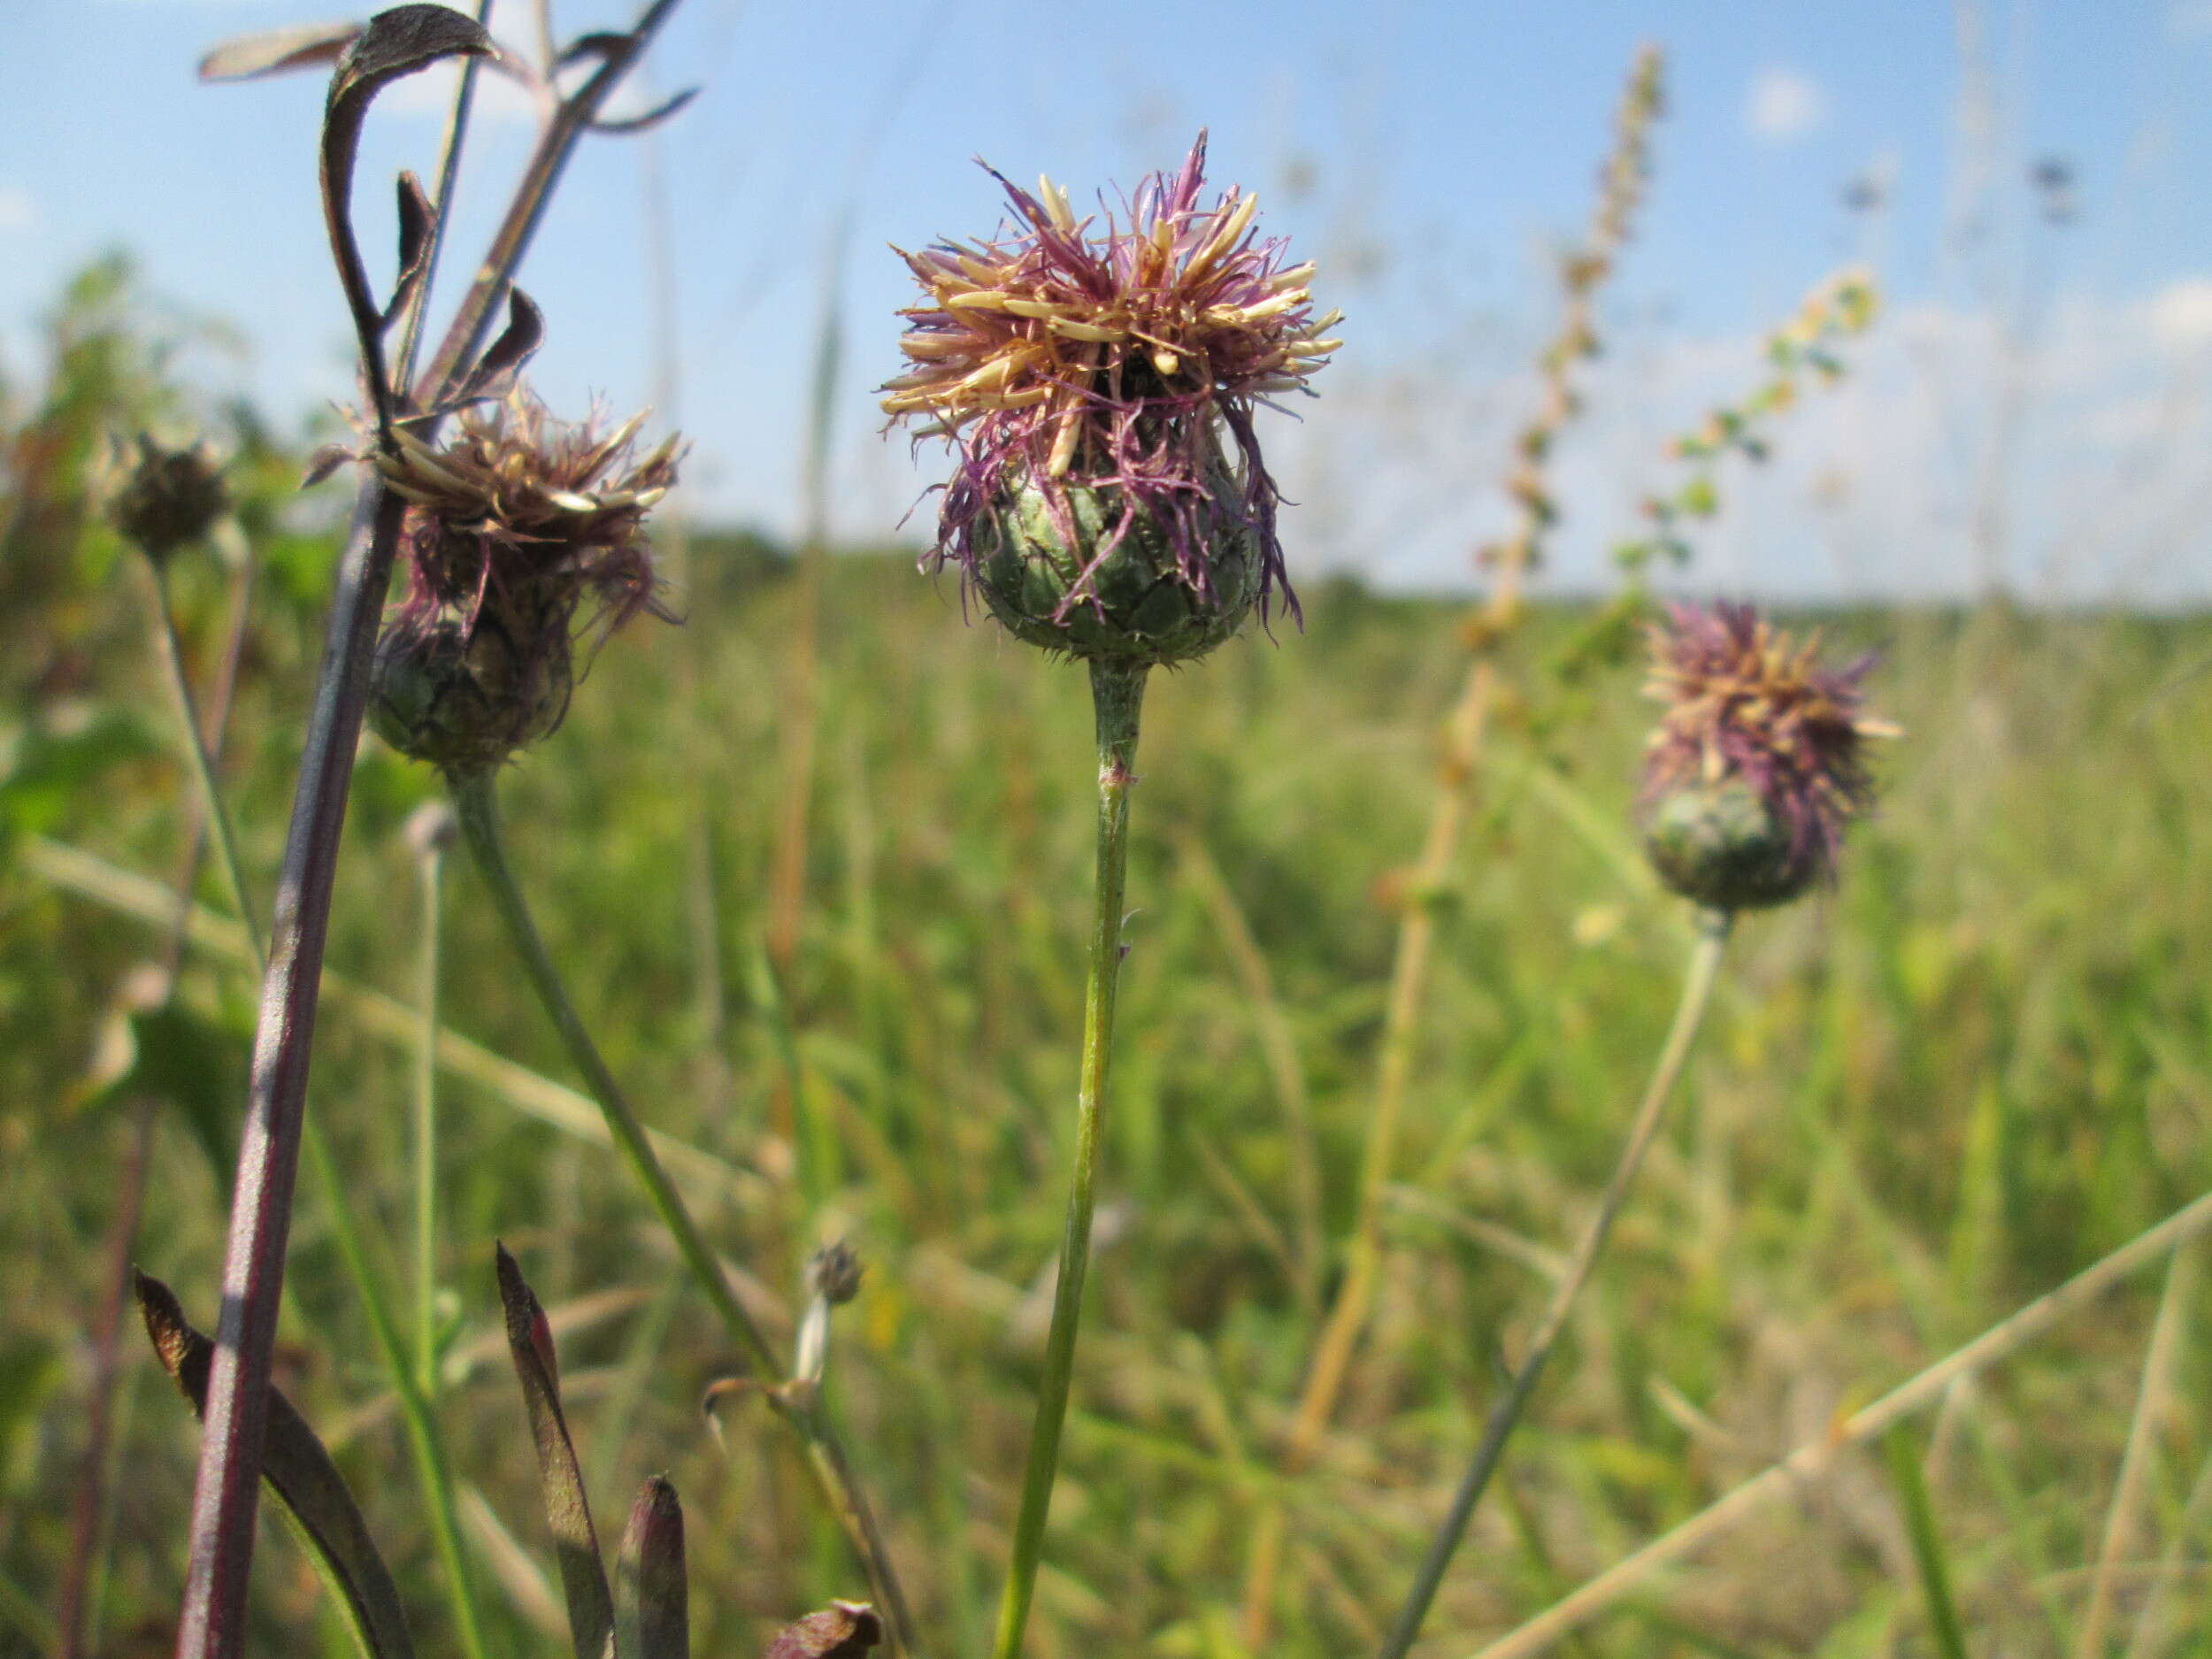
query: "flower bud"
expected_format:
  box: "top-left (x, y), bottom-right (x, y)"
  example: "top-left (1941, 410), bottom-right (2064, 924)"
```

top-left (106, 434), bottom-right (227, 565)
top-left (1642, 775), bottom-right (1810, 911)
top-left (369, 616), bottom-right (571, 778)
top-left (1637, 602), bottom-right (1895, 911)
top-left (977, 461), bottom-right (1260, 666)
top-left (804, 1240), bottom-right (864, 1307)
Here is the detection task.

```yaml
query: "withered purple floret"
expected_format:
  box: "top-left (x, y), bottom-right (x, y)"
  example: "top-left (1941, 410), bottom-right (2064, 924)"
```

top-left (881, 132), bottom-right (1336, 629)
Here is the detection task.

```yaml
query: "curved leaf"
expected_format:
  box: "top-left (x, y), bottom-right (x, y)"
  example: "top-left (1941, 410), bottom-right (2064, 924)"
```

top-left (319, 4), bottom-right (495, 430)
top-left (199, 20), bottom-right (362, 83)
top-left (498, 1243), bottom-right (615, 1659)
top-left (135, 1271), bottom-right (416, 1659)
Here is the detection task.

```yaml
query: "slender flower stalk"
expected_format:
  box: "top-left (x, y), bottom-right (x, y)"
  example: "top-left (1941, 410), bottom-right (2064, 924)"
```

top-left (1379, 603), bottom-right (1893, 1656)
top-left (990, 660), bottom-right (1145, 1659)
top-left (884, 135), bottom-right (1327, 1659)
top-left (1375, 910), bottom-right (1730, 1659)
top-left (1240, 51), bottom-right (1663, 1640)
top-left (61, 472), bottom-right (256, 1659)
top-left (450, 772), bottom-right (916, 1655)
top-left (176, 14), bottom-right (686, 1648)
top-left (406, 803), bottom-right (457, 1399)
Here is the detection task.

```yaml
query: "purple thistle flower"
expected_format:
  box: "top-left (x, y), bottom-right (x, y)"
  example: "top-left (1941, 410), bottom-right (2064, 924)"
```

top-left (881, 133), bottom-right (1336, 659)
top-left (1640, 601), bottom-right (1896, 906)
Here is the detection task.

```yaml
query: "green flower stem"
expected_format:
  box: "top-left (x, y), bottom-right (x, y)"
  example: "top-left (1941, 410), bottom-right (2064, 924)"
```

top-left (990, 658), bottom-right (1148, 1659)
top-left (143, 561), bottom-right (490, 1659)
top-left (413, 828), bottom-right (448, 1400)
top-left (449, 769), bottom-right (917, 1656)
top-left (303, 1124), bottom-right (491, 1659)
top-left (1376, 907), bottom-right (1733, 1659)
top-left (144, 560), bottom-right (263, 956)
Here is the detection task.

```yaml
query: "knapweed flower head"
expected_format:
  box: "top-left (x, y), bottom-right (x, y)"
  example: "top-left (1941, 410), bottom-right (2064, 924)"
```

top-left (883, 132), bottom-right (1336, 664)
top-left (367, 388), bottom-right (680, 775)
top-left (1640, 601), bottom-right (1895, 910)
top-left (105, 433), bottom-right (228, 565)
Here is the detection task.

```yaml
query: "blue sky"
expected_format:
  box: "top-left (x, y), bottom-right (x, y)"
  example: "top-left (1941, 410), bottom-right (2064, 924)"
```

top-left (7, 0), bottom-right (2211, 599)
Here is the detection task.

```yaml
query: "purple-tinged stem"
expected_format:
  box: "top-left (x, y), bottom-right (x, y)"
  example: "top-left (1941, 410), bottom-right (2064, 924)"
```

top-left (175, 12), bottom-right (691, 1654)
top-left (173, 477), bottom-right (407, 1659)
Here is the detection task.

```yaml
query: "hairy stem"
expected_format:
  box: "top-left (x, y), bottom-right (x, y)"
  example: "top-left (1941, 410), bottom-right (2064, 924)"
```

top-left (450, 769), bottom-right (916, 1655)
top-left (989, 659), bottom-right (1148, 1659)
top-left (1376, 910), bottom-right (1731, 1659)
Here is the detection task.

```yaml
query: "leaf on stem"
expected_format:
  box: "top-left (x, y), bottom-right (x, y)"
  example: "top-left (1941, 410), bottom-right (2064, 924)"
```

top-left (319, 4), bottom-right (495, 432)
top-left (383, 171), bottom-right (438, 332)
top-left (615, 1477), bottom-right (689, 1659)
top-left (588, 88), bottom-right (701, 136)
top-left (496, 1242), bottom-right (616, 1659)
top-left (134, 1271), bottom-right (418, 1659)
top-left (198, 19), bottom-right (362, 83)
top-left (446, 287), bottom-right (547, 408)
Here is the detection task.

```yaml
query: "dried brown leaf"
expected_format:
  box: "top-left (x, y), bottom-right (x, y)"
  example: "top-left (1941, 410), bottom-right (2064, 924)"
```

top-left (319, 4), bottom-right (495, 429)
top-left (134, 1271), bottom-right (417, 1659)
top-left (198, 19), bottom-right (362, 82)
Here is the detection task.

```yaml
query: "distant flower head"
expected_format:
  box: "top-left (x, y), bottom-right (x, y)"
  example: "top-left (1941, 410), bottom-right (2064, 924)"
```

top-left (882, 133), bottom-right (1336, 664)
top-left (1640, 601), bottom-right (1894, 909)
top-left (105, 433), bottom-right (228, 565)
top-left (367, 388), bottom-right (680, 775)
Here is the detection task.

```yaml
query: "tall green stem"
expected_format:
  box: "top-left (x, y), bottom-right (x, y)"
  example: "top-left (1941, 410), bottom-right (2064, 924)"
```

top-left (413, 822), bottom-right (449, 1400)
top-left (1376, 908), bottom-right (1733, 1659)
top-left (990, 659), bottom-right (1148, 1659)
top-left (449, 769), bottom-right (917, 1655)
top-left (142, 561), bottom-right (489, 1659)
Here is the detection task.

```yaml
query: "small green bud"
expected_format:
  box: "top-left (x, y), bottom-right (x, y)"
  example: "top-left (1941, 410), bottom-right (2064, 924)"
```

top-left (1642, 776), bottom-right (1811, 912)
top-left (975, 463), bottom-right (1260, 667)
top-left (368, 618), bottom-right (571, 778)
top-left (106, 434), bottom-right (227, 565)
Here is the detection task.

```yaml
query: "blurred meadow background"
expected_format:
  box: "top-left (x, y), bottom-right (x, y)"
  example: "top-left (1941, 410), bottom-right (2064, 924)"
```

top-left (7, 2), bottom-right (2212, 1657)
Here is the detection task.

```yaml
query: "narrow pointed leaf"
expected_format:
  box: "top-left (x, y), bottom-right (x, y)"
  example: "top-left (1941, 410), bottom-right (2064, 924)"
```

top-left (449, 288), bottom-right (546, 407)
top-left (556, 31), bottom-right (633, 68)
top-left (319, 4), bottom-right (495, 426)
top-left (764, 1603), bottom-right (882, 1659)
top-left (588, 88), bottom-right (700, 136)
top-left (497, 1244), bottom-right (615, 1659)
top-left (134, 1271), bottom-right (416, 1659)
top-left (615, 1478), bottom-right (687, 1659)
top-left (382, 171), bottom-right (437, 332)
top-left (199, 20), bottom-right (362, 82)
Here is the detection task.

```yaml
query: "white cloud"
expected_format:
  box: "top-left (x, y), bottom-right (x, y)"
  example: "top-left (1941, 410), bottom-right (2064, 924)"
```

top-left (2151, 279), bottom-right (2212, 349)
top-left (1745, 67), bottom-right (1829, 144)
top-left (0, 189), bottom-right (37, 234)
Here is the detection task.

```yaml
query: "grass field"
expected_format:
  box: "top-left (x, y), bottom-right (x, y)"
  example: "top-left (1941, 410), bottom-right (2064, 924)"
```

top-left (8, 511), bottom-right (2212, 1658)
